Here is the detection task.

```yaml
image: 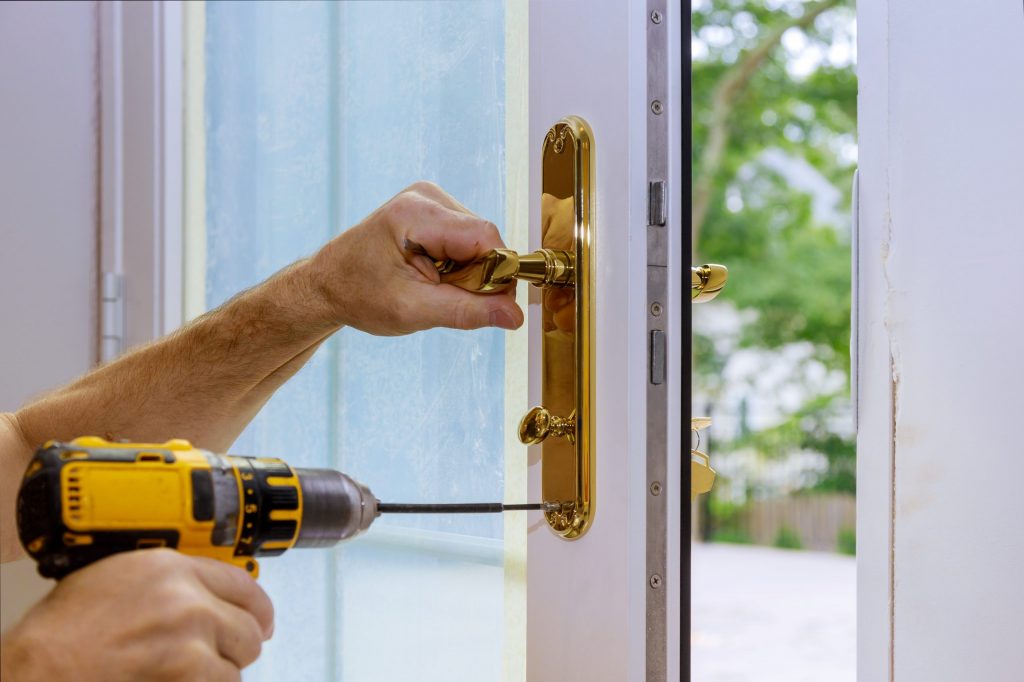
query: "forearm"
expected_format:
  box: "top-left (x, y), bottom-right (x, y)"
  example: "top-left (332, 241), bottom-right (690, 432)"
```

top-left (18, 259), bottom-right (337, 450)
top-left (1, 259), bottom-right (338, 562)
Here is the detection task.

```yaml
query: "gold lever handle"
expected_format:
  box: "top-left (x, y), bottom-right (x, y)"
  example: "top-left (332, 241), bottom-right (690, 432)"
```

top-left (518, 406), bottom-right (576, 445)
top-left (691, 264), bottom-right (728, 302)
top-left (439, 248), bottom-right (575, 293)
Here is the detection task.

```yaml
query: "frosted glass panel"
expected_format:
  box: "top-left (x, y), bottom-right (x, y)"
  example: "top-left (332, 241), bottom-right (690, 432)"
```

top-left (202, 2), bottom-right (507, 680)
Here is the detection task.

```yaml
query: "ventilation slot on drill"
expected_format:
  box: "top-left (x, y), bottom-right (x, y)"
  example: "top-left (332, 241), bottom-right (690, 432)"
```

top-left (66, 474), bottom-right (82, 522)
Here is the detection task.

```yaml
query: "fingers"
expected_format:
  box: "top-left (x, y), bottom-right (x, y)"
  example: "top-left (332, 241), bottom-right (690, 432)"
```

top-left (405, 180), bottom-right (474, 215)
top-left (190, 557), bottom-right (274, 639)
top-left (420, 284), bottom-right (524, 331)
top-left (388, 192), bottom-right (505, 264)
top-left (205, 654), bottom-right (244, 682)
top-left (210, 601), bottom-right (265, 669)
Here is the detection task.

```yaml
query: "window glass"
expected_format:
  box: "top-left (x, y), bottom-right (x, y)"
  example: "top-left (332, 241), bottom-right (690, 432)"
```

top-left (202, 2), bottom-right (507, 679)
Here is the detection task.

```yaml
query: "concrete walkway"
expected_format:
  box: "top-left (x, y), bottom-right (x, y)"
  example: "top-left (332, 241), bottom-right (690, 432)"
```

top-left (692, 543), bottom-right (855, 681)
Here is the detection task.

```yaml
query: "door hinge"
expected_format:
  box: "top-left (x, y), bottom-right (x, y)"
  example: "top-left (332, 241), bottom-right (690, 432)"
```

top-left (101, 272), bottom-right (125, 362)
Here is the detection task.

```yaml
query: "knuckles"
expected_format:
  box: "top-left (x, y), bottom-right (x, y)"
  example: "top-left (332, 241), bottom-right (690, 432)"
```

top-left (381, 190), bottom-right (425, 224)
top-left (167, 590), bottom-right (218, 634)
top-left (154, 640), bottom-right (215, 680)
top-left (407, 180), bottom-right (444, 197)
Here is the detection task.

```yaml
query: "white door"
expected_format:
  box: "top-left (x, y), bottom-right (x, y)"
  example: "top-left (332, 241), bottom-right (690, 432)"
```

top-left (114, 1), bottom-right (686, 679)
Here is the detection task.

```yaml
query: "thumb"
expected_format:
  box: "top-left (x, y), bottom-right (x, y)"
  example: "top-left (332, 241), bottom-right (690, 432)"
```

top-left (426, 286), bottom-right (524, 331)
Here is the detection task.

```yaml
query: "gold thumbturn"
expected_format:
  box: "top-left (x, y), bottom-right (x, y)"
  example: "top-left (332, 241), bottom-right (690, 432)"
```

top-left (691, 264), bottom-right (728, 302)
top-left (439, 248), bottom-right (575, 292)
top-left (518, 407), bottom-right (576, 445)
top-left (691, 418), bottom-right (716, 500)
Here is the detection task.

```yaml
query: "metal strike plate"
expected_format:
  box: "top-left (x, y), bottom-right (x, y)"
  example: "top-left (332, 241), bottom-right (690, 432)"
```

top-left (524, 116), bottom-right (595, 539)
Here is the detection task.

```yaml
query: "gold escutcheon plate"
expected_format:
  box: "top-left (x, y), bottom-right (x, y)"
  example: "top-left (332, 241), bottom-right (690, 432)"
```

top-left (539, 116), bottom-right (595, 539)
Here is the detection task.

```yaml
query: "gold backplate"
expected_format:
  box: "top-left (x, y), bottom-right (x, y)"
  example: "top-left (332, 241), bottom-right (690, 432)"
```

top-left (540, 116), bottom-right (594, 539)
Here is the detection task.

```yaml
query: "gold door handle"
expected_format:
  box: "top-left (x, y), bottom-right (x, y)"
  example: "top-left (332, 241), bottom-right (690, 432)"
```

top-left (691, 264), bottom-right (728, 302)
top-left (438, 248), bottom-right (575, 292)
top-left (521, 116), bottom-right (595, 539)
top-left (416, 118), bottom-right (595, 539)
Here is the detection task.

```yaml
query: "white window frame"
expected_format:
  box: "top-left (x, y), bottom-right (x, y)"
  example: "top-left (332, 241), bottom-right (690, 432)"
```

top-left (99, 0), bottom-right (183, 356)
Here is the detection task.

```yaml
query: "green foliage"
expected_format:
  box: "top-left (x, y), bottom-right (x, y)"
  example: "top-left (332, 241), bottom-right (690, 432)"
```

top-left (773, 526), bottom-right (804, 550)
top-left (712, 529), bottom-right (754, 545)
top-left (733, 392), bottom-right (856, 493)
top-left (693, 0), bottom-right (857, 499)
top-left (705, 497), bottom-right (752, 544)
top-left (837, 527), bottom-right (856, 555)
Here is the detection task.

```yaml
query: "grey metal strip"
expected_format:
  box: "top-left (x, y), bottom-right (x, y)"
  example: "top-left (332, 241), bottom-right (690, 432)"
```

top-left (646, 0), bottom-right (670, 679)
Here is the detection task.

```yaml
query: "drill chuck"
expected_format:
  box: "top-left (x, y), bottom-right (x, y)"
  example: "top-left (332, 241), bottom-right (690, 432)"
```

top-left (293, 468), bottom-right (378, 548)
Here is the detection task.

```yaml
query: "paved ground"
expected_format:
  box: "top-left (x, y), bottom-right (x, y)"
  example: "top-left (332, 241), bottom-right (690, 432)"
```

top-left (692, 543), bottom-right (856, 681)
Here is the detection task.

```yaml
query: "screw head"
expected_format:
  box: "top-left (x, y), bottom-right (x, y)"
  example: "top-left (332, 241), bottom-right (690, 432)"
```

top-left (650, 10), bottom-right (663, 24)
top-left (649, 574), bottom-right (663, 589)
top-left (650, 481), bottom-right (662, 496)
top-left (650, 302), bottom-right (663, 317)
top-left (651, 100), bottom-right (664, 115)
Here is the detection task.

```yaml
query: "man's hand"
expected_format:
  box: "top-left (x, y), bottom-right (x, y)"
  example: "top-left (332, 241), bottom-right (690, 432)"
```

top-left (309, 181), bottom-right (524, 335)
top-left (0, 550), bottom-right (273, 682)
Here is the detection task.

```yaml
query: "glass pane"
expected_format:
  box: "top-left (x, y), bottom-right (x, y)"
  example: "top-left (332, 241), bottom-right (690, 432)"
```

top-left (200, 2), bottom-right (509, 679)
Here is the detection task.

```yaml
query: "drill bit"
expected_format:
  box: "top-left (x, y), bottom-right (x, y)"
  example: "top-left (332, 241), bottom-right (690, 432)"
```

top-left (377, 502), bottom-right (560, 514)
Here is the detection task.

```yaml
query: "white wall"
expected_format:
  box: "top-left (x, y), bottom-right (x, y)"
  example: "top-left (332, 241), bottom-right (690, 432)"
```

top-left (0, 0), bottom-right (99, 631)
top-left (857, 1), bottom-right (1024, 679)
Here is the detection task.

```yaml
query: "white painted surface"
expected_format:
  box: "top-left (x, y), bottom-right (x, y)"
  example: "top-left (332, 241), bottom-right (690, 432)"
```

top-left (101, 1), bottom-right (184, 351)
top-left (0, 0), bottom-right (99, 631)
top-left (527, 1), bottom-right (650, 680)
top-left (857, 1), bottom-right (1024, 679)
top-left (854, 0), bottom-right (894, 678)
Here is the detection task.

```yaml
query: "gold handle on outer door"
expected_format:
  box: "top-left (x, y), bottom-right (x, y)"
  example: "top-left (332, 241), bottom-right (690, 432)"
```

top-left (690, 262), bottom-right (728, 501)
top-left (691, 263), bottom-right (728, 302)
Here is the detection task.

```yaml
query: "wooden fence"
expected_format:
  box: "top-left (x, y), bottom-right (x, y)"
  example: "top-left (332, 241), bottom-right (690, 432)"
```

top-left (696, 493), bottom-right (856, 553)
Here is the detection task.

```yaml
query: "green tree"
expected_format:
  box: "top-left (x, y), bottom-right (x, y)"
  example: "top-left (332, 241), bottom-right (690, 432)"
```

top-left (693, 0), bottom-right (857, 493)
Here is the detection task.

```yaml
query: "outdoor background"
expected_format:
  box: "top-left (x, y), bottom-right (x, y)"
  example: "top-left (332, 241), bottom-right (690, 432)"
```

top-left (690, 0), bottom-right (857, 679)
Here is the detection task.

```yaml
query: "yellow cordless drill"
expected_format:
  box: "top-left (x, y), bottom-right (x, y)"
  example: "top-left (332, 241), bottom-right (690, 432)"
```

top-left (16, 437), bottom-right (548, 579)
top-left (15, 437), bottom-right (379, 579)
